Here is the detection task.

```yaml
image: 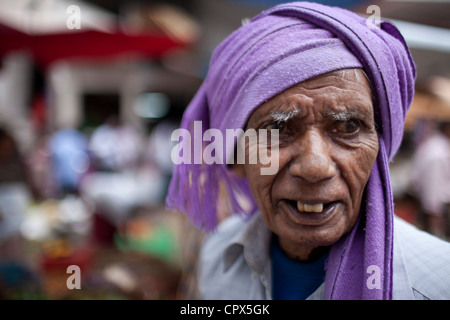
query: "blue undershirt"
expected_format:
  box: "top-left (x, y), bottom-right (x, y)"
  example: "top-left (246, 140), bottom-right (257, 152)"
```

top-left (271, 237), bottom-right (328, 300)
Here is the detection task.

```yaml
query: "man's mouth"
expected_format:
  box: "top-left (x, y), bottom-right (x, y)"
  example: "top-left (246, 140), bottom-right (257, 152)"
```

top-left (282, 199), bottom-right (342, 225)
top-left (296, 201), bottom-right (341, 213)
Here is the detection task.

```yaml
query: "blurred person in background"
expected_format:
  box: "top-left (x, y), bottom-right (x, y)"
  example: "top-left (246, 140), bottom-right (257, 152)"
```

top-left (26, 133), bottom-right (55, 200)
top-left (143, 120), bottom-right (180, 203)
top-left (0, 127), bottom-right (33, 265)
top-left (89, 115), bottom-right (141, 172)
top-left (81, 116), bottom-right (146, 245)
top-left (166, 2), bottom-right (450, 300)
top-left (49, 127), bottom-right (91, 197)
top-left (409, 121), bottom-right (450, 238)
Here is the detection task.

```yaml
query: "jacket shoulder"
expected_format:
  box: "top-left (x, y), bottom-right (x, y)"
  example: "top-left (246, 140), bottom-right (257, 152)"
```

top-left (394, 216), bottom-right (450, 299)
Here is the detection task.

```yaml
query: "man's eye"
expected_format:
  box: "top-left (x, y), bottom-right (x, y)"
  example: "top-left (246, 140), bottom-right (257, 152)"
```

top-left (332, 120), bottom-right (360, 135)
top-left (266, 121), bottom-right (287, 133)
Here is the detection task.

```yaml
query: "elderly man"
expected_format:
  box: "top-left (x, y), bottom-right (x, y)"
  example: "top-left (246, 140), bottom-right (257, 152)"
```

top-left (166, 2), bottom-right (450, 299)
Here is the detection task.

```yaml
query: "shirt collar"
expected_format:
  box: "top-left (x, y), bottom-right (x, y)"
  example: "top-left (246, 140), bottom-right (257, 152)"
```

top-left (223, 213), bottom-right (272, 274)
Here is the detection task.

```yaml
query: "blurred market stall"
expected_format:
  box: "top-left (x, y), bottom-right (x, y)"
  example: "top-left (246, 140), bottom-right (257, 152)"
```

top-left (0, 0), bottom-right (200, 300)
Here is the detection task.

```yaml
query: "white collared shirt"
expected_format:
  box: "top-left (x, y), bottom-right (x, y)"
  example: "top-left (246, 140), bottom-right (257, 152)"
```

top-left (198, 213), bottom-right (450, 300)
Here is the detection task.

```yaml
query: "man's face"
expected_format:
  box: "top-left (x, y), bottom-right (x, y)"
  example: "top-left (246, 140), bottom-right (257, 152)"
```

top-left (234, 69), bottom-right (379, 260)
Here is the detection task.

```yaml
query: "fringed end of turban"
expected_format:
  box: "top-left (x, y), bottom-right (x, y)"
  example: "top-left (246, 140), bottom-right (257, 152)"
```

top-left (165, 83), bottom-right (259, 231)
top-left (166, 160), bottom-right (258, 232)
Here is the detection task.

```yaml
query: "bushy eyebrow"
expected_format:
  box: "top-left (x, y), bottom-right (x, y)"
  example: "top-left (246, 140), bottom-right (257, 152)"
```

top-left (270, 107), bottom-right (300, 123)
top-left (324, 109), bottom-right (365, 121)
top-left (269, 107), bottom-right (366, 123)
top-left (250, 104), bottom-right (371, 130)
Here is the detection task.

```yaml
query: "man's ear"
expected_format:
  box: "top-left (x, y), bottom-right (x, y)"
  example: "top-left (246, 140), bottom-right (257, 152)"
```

top-left (230, 162), bottom-right (246, 179)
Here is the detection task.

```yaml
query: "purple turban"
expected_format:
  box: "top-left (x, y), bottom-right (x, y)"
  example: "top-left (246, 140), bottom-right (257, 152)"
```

top-left (166, 2), bottom-right (416, 299)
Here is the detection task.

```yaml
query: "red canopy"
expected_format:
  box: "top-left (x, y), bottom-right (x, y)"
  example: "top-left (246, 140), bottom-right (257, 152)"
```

top-left (0, 24), bottom-right (187, 67)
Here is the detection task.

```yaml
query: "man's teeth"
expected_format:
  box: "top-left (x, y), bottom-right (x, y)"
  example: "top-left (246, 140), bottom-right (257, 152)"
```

top-left (297, 201), bottom-right (323, 213)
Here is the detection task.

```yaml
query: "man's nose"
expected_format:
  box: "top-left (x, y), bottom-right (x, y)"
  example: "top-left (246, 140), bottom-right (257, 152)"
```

top-left (288, 129), bottom-right (337, 183)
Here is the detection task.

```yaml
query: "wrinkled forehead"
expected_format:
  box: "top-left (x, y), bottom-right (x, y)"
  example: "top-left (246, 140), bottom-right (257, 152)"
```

top-left (246, 68), bottom-right (374, 126)
top-left (270, 69), bottom-right (372, 98)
